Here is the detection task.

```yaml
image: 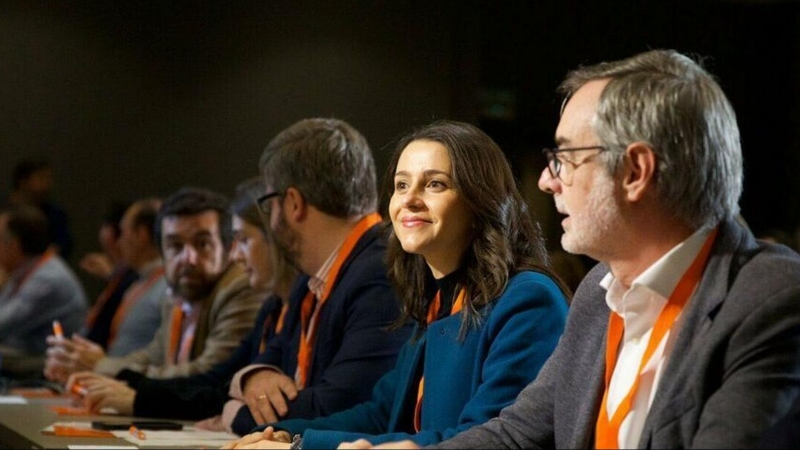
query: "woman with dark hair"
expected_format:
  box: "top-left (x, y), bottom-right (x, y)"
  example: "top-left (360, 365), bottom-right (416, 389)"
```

top-left (224, 120), bottom-right (568, 449)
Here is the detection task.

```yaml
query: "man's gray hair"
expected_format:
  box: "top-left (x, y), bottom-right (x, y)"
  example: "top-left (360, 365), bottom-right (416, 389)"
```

top-left (560, 49), bottom-right (743, 230)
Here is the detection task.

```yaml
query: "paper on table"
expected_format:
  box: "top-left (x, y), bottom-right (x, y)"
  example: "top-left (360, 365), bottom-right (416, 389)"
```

top-left (41, 422), bottom-right (114, 438)
top-left (9, 387), bottom-right (61, 398)
top-left (0, 395), bottom-right (27, 404)
top-left (68, 446), bottom-right (137, 450)
top-left (112, 427), bottom-right (238, 448)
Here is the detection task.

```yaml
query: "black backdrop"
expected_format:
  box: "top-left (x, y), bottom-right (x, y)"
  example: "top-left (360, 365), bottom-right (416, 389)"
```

top-left (1, 0), bottom-right (798, 294)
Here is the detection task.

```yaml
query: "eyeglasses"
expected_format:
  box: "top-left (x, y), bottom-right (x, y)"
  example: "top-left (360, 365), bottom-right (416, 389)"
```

top-left (257, 192), bottom-right (283, 215)
top-left (541, 145), bottom-right (606, 185)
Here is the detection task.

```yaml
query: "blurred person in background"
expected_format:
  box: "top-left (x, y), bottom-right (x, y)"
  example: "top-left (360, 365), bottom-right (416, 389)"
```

top-left (0, 204), bottom-right (86, 378)
top-left (6, 158), bottom-right (73, 259)
top-left (77, 200), bottom-right (139, 350)
top-left (45, 198), bottom-right (167, 383)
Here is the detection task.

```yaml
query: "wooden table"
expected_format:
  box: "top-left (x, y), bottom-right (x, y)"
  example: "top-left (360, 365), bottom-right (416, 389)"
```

top-left (0, 395), bottom-right (170, 449)
top-left (0, 405), bottom-right (137, 448)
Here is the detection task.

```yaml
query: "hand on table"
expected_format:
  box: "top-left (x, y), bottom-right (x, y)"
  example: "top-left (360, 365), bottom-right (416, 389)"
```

top-left (339, 440), bottom-right (420, 449)
top-left (195, 414), bottom-right (225, 431)
top-left (221, 426), bottom-right (291, 449)
top-left (66, 371), bottom-right (134, 415)
top-left (79, 252), bottom-right (115, 279)
top-left (242, 370), bottom-right (299, 424)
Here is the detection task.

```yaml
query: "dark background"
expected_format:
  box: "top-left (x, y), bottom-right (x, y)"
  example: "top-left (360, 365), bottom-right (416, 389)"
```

top-left (1, 0), bottom-right (798, 293)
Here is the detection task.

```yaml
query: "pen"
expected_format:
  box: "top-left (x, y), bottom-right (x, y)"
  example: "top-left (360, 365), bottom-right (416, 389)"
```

top-left (129, 425), bottom-right (146, 440)
top-left (52, 320), bottom-right (64, 340)
top-left (70, 383), bottom-right (88, 396)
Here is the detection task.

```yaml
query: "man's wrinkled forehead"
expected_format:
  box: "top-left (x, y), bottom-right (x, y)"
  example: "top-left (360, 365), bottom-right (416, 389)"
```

top-left (161, 211), bottom-right (221, 238)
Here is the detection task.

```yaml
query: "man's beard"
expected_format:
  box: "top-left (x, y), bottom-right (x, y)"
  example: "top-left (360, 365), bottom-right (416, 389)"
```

top-left (273, 211), bottom-right (303, 273)
top-left (559, 169), bottom-right (621, 258)
top-left (169, 266), bottom-right (217, 302)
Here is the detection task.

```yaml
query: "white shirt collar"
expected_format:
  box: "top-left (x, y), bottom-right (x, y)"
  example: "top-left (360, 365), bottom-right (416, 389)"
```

top-left (600, 227), bottom-right (713, 339)
top-left (307, 242), bottom-right (343, 300)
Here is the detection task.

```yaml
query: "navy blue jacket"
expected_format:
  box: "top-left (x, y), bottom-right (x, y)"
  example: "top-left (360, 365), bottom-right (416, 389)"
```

top-left (84, 266), bottom-right (139, 350)
top-left (231, 223), bottom-right (411, 435)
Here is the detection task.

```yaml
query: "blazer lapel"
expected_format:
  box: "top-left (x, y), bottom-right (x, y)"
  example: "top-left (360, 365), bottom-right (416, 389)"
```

top-left (387, 330), bottom-right (426, 431)
top-left (561, 265), bottom-right (615, 448)
top-left (638, 219), bottom-right (755, 446)
top-left (571, 342), bottom-right (608, 448)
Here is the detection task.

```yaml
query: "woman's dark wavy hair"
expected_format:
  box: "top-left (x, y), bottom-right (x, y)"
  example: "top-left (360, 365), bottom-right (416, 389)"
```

top-left (384, 120), bottom-right (568, 337)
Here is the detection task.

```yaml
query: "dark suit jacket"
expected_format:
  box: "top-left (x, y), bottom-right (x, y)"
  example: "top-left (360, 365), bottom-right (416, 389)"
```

top-left (761, 394), bottom-right (800, 448)
top-left (117, 294), bottom-right (284, 420)
top-left (83, 266), bottom-right (139, 350)
top-left (434, 218), bottom-right (800, 449)
top-left (231, 224), bottom-right (412, 435)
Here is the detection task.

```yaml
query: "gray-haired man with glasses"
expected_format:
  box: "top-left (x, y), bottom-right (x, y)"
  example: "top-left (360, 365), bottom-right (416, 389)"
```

top-left (356, 49), bottom-right (800, 450)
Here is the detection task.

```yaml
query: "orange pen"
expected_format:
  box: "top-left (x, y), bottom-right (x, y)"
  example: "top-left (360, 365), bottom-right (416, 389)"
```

top-left (52, 320), bottom-right (64, 339)
top-left (70, 383), bottom-right (88, 396)
top-left (129, 425), bottom-right (146, 440)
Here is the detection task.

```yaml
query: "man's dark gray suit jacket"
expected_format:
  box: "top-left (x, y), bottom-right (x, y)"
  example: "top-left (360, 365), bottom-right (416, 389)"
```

top-left (433, 218), bottom-right (800, 449)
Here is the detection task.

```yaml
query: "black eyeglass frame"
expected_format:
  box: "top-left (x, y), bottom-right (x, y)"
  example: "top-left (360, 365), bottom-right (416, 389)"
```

top-left (541, 145), bottom-right (606, 180)
top-left (257, 191), bottom-right (284, 215)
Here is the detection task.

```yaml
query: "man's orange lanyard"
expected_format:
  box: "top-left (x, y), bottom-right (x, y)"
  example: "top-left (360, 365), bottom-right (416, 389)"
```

top-left (259, 302), bottom-right (289, 354)
top-left (84, 268), bottom-right (128, 331)
top-left (413, 288), bottom-right (466, 432)
top-left (6, 247), bottom-right (55, 298)
top-left (166, 298), bottom-right (198, 365)
top-left (595, 228), bottom-right (718, 449)
top-left (294, 213), bottom-right (382, 389)
top-left (107, 267), bottom-right (165, 347)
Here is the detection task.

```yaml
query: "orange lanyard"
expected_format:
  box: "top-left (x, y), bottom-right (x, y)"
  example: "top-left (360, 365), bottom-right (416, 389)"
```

top-left (7, 247), bottom-right (55, 297)
top-left (595, 228), bottom-right (718, 449)
top-left (107, 267), bottom-right (165, 347)
top-left (166, 298), bottom-right (197, 365)
top-left (259, 302), bottom-right (289, 354)
top-left (293, 213), bottom-right (382, 388)
top-left (413, 288), bottom-right (466, 432)
top-left (85, 268), bottom-right (127, 331)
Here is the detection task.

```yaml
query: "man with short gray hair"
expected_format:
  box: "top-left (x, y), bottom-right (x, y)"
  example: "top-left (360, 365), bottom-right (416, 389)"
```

top-left (363, 50), bottom-right (800, 449)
